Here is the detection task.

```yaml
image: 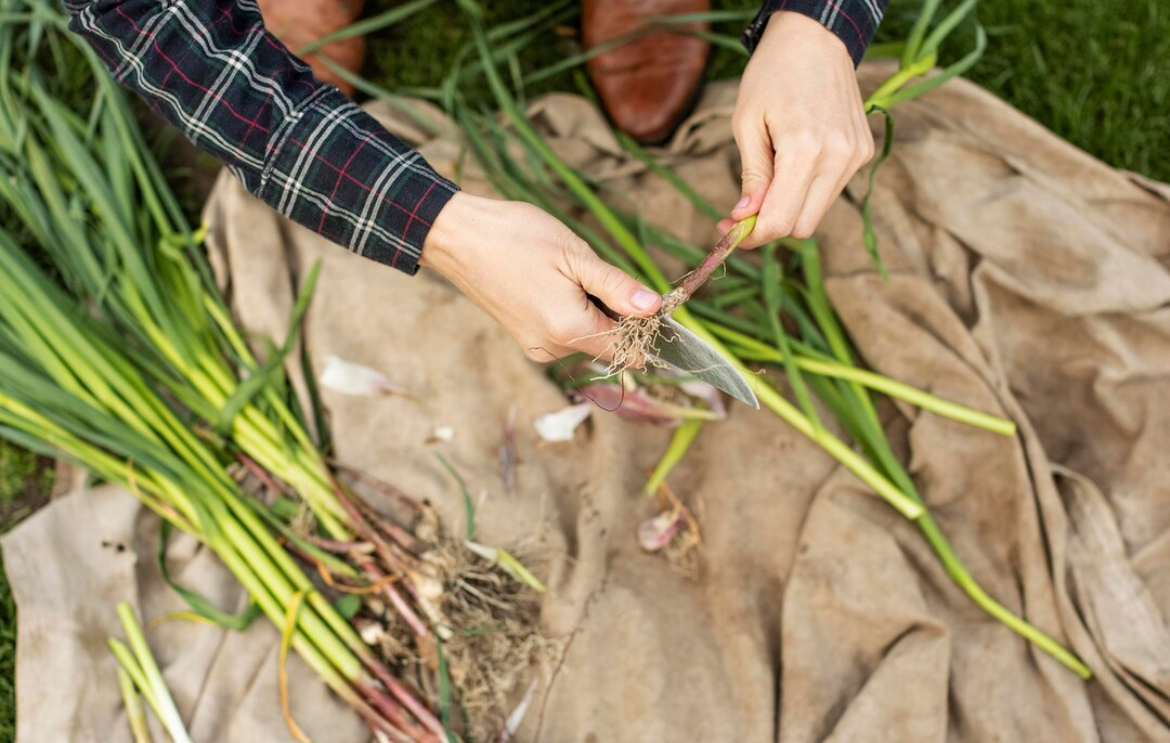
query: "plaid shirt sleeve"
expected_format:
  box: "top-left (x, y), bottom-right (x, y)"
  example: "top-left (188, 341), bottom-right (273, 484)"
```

top-left (64, 0), bottom-right (458, 275)
top-left (743, 0), bottom-right (889, 67)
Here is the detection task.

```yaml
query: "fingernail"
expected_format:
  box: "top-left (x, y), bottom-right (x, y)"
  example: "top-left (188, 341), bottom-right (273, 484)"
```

top-left (734, 196), bottom-right (750, 210)
top-left (631, 288), bottom-right (660, 311)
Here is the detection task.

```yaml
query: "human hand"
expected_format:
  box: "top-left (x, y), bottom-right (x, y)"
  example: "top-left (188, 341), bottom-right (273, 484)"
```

top-left (718, 11), bottom-right (875, 248)
top-left (421, 193), bottom-right (662, 362)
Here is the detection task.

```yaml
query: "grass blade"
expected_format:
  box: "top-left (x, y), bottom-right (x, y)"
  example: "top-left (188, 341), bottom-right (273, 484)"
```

top-left (299, 0), bottom-right (442, 55)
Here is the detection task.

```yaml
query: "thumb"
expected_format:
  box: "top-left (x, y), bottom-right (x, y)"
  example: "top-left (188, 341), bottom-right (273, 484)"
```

top-left (732, 123), bottom-right (774, 221)
top-left (572, 251), bottom-right (662, 319)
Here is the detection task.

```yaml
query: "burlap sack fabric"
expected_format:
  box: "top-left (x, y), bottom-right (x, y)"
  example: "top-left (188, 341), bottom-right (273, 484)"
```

top-left (5, 64), bottom-right (1170, 742)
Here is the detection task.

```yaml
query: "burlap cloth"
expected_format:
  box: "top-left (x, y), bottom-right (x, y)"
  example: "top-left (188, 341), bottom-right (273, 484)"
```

top-left (5, 64), bottom-right (1170, 742)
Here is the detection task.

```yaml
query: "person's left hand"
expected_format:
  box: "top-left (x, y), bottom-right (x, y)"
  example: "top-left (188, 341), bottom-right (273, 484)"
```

top-left (718, 11), bottom-right (875, 248)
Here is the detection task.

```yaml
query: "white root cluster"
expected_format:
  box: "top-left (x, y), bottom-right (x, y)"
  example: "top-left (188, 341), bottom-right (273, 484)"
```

top-left (602, 293), bottom-right (685, 376)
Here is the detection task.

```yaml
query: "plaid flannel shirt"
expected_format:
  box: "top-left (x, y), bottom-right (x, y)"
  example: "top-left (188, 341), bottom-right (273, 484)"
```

top-left (65, 0), bottom-right (458, 275)
top-left (743, 0), bottom-right (889, 66)
top-left (65, 1), bottom-right (883, 276)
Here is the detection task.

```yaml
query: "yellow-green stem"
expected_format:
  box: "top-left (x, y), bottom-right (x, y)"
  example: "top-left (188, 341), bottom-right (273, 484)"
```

top-left (711, 325), bottom-right (1016, 437)
top-left (915, 515), bottom-right (1092, 679)
top-left (116, 666), bottom-right (154, 743)
top-left (865, 51), bottom-right (937, 111)
top-left (675, 306), bottom-right (924, 519)
top-left (644, 418), bottom-right (704, 497)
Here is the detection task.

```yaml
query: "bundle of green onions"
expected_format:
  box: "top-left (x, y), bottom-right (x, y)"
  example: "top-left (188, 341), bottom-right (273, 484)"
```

top-left (0, 205), bottom-right (447, 740)
top-left (0, 3), bottom-right (543, 740)
top-left (328, 0), bottom-right (1084, 678)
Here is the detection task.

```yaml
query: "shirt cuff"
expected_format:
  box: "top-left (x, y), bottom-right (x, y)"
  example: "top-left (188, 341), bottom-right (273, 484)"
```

top-left (258, 86), bottom-right (458, 275)
top-left (742, 0), bottom-right (881, 67)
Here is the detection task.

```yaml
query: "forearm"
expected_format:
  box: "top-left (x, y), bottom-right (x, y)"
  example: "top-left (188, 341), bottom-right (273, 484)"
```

top-left (64, 0), bottom-right (457, 274)
top-left (743, 0), bottom-right (890, 66)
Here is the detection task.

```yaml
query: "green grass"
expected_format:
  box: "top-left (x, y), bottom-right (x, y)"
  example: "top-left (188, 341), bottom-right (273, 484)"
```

top-left (363, 0), bottom-right (1170, 180)
top-left (1, 440), bottom-right (51, 743)
top-left (0, 441), bottom-right (43, 743)
top-left (0, 445), bottom-right (43, 506)
top-left (0, 551), bottom-right (13, 743)
top-left (887, 0), bottom-right (1170, 180)
top-left (0, 1), bottom-right (1166, 739)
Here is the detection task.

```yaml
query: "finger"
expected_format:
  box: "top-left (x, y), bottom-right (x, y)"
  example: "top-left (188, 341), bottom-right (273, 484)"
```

top-left (790, 171), bottom-right (846, 239)
top-left (564, 305), bottom-right (620, 363)
top-left (730, 117), bottom-right (774, 221)
top-left (570, 331), bottom-right (620, 364)
top-left (837, 132), bottom-right (871, 205)
top-left (740, 146), bottom-right (818, 249)
top-left (792, 124), bottom-right (872, 238)
top-left (569, 247), bottom-right (661, 318)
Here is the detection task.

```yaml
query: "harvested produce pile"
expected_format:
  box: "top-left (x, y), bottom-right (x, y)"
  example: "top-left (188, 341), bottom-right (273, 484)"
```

top-left (0, 3), bottom-right (544, 741)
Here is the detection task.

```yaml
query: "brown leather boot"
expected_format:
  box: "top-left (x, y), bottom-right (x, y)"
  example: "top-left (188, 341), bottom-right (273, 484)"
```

top-left (582, 0), bottom-right (711, 144)
top-left (257, 0), bottom-right (366, 96)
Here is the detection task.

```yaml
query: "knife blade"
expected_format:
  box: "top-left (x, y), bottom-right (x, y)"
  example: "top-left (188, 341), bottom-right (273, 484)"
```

top-left (587, 294), bottom-right (759, 408)
top-left (649, 315), bottom-right (759, 409)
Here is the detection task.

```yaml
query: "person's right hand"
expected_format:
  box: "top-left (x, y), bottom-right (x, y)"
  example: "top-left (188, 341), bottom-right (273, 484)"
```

top-left (718, 11), bottom-right (874, 247)
top-left (420, 193), bottom-right (662, 362)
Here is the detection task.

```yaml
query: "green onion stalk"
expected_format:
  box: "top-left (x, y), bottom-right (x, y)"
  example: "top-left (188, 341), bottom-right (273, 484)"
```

top-left (445, 0), bottom-right (1089, 678)
top-left (110, 603), bottom-right (194, 743)
top-left (2, 0), bottom-right (311, 601)
top-left (0, 232), bottom-right (447, 742)
top-left (117, 664), bottom-right (155, 743)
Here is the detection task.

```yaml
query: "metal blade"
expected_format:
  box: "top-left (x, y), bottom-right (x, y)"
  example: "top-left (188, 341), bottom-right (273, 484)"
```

top-left (650, 316), bottom-right (759, 409)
